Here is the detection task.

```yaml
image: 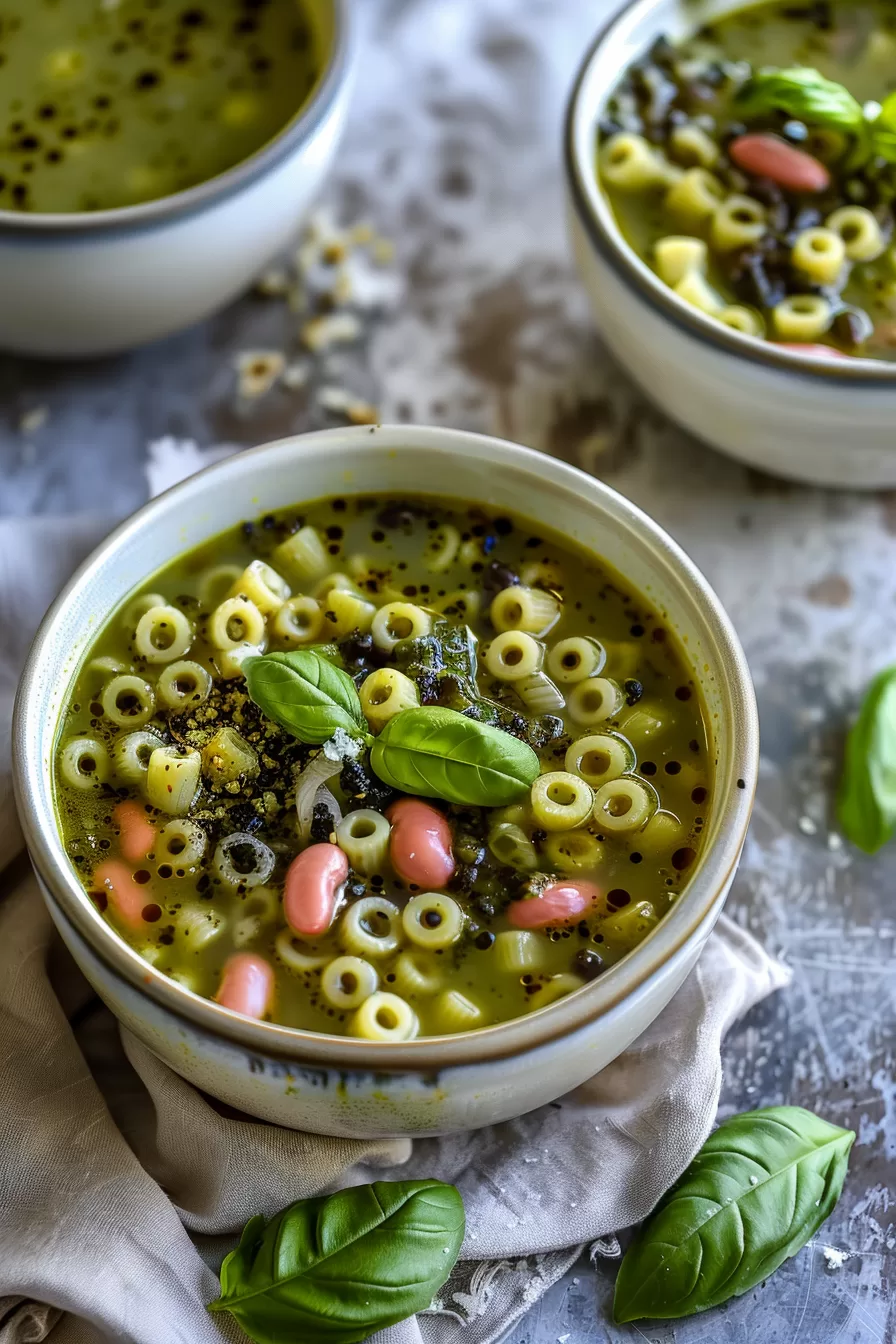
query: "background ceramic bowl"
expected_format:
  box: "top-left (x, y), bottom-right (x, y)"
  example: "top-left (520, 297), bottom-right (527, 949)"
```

top-left (0, 0), bottom-right (353, 358)
top-left (564, 0), bottom-right (896, 491)
top-left (13, 425), bottom-right (757, 1137)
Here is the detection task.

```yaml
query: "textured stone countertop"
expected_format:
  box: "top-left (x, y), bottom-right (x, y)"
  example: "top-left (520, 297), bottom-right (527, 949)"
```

top-left (2, 1), bottom-right (894, 1340)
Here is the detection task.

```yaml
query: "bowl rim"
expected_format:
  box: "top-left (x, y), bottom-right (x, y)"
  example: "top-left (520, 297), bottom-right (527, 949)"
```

top-left (563, 0), bottom-right (896, 386)
top-left (0, 0), bottom-right (352, 240)
top-left (13, 424), bottom-right (758, 1071)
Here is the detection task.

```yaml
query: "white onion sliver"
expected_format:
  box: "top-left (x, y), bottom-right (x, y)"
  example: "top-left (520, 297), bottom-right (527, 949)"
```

top-left (296, 753), bottom-right (343, 843)
top-left (316, 785), bottom-right (343, 831)
top-left (213, 832), bottom-right (275, 888)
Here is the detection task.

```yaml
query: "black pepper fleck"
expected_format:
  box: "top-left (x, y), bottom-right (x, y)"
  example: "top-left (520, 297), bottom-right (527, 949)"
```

top-left (624, 679), bottom-right (643, 706)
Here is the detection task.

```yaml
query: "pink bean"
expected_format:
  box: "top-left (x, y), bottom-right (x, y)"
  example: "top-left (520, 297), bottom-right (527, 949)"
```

top-left (387, 798), bottom-right (455, 888)
top-left (284, 842), bottom-right (349, 936)
top-left (113, 800), bottom-right (156, 863)
top-left (91, 859), bottom-right (154, 931)
top-left (729, 134), bottom-right (830, 193)
top-left (775, 343), bottom-right (851, 359)
top-left (507, 880), bottom-right (603, 929)
top-left (215, 953), bottom-right (275, 1019)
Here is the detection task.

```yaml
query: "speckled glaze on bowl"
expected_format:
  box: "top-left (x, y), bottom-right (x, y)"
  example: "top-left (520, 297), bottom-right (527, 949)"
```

top-left (564, 0), bottom-right (896, 490)
top-left (13, 425), bottom-right (757, 1137)
top-left (0, 0), bottom-right (353, 357)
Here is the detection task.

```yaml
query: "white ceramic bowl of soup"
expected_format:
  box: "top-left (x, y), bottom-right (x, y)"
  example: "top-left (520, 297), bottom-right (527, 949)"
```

top-left (13, 424), bottom-right (757, 1137)
top-left (0, 0), bottom-right (353, 358)
top-left (564, 0), bottom-right (896, 490)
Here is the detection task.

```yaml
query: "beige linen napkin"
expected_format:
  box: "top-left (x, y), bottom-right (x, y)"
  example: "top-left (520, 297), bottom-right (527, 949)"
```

top-left (0, 516), bottom-right (790, 1344)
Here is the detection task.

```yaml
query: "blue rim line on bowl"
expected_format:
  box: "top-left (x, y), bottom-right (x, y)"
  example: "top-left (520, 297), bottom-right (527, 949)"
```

top-left (13, 425), bottom-right (758, 1071)
top-left (0, 0), bottom-right (352, 242)
top-left (563, 0), bottom-right (896, 387)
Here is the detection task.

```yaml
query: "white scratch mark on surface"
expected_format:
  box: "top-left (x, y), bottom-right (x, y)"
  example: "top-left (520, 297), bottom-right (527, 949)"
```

top-left (792, 963), bottom-right (844, 1082)
top-left (789, 1249), bottom-right (814, 1344)
top-left (831, 1284), bottom-right (888, 1343)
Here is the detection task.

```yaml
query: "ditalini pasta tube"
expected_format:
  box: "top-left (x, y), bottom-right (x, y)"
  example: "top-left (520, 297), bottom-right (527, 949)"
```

top-left (145, 746), bottom-right (201, 815)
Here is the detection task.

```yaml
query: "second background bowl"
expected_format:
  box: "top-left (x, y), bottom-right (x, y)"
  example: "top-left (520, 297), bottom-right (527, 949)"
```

top-left (564, 0), bottom-right (896, 490)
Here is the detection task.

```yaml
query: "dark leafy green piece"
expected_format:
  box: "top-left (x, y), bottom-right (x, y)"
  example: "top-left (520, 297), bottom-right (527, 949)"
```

top-left (837, 666), bottom-right (896, 853)
top-left (370, 705), bottom-right (539, 806)
top-left (244, 650), bottom-right (367, 746)
top-left (471, 691), bottom-right (565, 752)
top-left (735, 66), bottom-right (864, 133)
top-left (393, 618), bottom-right (480, 684)
top-left (312, 642), bottom-right (345, 668)
top-left (614, 1106), bottom-right (854, 1323)
top-left (209, 1179), bottom-right (465, 1344)
top-left (394, 620), bottom-right (563, 751)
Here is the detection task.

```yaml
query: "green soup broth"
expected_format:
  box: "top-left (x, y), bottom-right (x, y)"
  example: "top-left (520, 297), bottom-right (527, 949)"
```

top-left (0, 0), bottom-right (322, 213)
top-left (598, 1), bottom-right (896, 359)
top-left (54, 493), bottom-right (712, 1039)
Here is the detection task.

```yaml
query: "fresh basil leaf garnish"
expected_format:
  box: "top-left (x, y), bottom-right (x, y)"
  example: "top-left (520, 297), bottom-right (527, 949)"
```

top-left (370, 705), bottom-right (540, 806)
top-left (244, 650), bottom-right (367, 746)
top-left (731, 65), bottom-right (896, 165)
top-left (837, 666), bottom-right (896, 853)
top-left (613, 1106), bottom-right (854, 1323)
top-left (871, 90), bottom-right (896, 163)
top-left (734, 66), bottom-right (865, 134)
top-left (878, 89), bottom-right (896, 130)
top-left (209, 1179), bottom-right (465, 1344)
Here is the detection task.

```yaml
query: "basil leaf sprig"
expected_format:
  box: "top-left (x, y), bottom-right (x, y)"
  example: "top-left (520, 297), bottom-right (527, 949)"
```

top-left (209, 1179), bottom-right (465, 1344)
top-left (734, 65), bottom-right (896, 166)
top-left (244, 649), bottom-right (540, 807)
top-left (614, 1106), bottom-right (854, 1323)
top-left (371, 704), bottom-right (539, 806)
top-left (244, 650), bottom-right (370, 746)
top-left (735, 66), bottom-right (865, 134)
top-left (837, 666), bottom-right (896, 853)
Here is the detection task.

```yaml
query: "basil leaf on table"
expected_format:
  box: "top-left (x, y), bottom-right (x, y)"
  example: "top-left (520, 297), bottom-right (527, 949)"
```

top-left (209, 1179), bottom-right (465, 1344)
top-left (837, 666), bottom-right (896, 853)
top-left (244, 650), bottom-right (368, 745)
top-left (370, 704), bottom-right (540, 806)
top-left (613, 1106), bottom-right (854, 1323)
top-left (734, 66), bottom-right (865, 134)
